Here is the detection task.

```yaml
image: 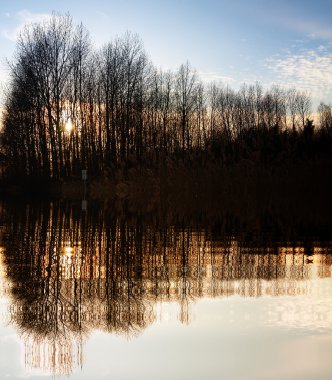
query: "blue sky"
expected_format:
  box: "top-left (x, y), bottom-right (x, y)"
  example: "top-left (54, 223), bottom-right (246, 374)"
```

top-left (0, 0), bottom-right (332, 109)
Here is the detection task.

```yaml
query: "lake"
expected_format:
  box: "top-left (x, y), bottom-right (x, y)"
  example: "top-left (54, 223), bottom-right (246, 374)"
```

top-left (0, 201), bottom-right (331, 380)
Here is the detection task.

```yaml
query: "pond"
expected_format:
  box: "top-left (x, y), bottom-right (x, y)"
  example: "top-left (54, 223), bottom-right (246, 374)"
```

top-left (0, 201), bottom-right (331, 379)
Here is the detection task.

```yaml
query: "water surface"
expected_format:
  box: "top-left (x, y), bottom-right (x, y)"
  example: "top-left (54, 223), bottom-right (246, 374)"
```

top-left (0, 202), bottom-right (331, 379)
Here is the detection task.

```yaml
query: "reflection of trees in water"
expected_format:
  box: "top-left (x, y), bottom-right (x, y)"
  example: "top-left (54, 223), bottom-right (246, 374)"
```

top-left (1, 203), bottom-right (332, 375)
top-left (23, 334), bottom-right (83, 376)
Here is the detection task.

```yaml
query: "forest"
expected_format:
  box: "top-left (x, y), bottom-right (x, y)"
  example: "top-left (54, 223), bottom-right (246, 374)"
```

top-left (0, 14), bottom-right (331, 201)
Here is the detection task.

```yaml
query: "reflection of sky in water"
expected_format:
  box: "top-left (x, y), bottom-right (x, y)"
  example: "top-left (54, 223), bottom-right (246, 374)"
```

top-left (2, 294), bottom-right (331, 380)
top-left (1, 210), bottom-right (332, 380)
top-left (0, 248), bottom-right (332, 380)
top-left (67, 292), bottom-right (332, 380)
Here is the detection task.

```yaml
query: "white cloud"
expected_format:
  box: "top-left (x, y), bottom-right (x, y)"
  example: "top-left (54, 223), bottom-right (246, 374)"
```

top-left (266, 45), bottom-right (332, 106)
top-left (1, 9), bottom-right (51, 42)
top-left (198, 71), bottom-right (235, 84)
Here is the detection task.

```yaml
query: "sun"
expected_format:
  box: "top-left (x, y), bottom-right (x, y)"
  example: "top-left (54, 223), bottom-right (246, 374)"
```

top-left (61, 246), bottom-right (75, 257)
top-left (65, 118), bottom-right (74, 134)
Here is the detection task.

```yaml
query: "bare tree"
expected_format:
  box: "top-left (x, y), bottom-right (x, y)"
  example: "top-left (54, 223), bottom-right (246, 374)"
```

top-left (296, 91), bottom-right (311, 129)
top-left (175, 62), bottom-right (198, 153)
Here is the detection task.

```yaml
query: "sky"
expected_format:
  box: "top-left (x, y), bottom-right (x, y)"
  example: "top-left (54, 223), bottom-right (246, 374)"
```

top-left (0, 0), bottom-right (331, 109)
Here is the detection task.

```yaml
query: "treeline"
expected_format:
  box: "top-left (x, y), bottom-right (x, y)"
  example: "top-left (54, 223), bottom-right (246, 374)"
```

top-left (1, 13), bottom-right (332, 180)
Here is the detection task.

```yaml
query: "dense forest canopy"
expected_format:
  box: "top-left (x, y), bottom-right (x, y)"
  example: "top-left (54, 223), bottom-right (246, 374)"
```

top-left (0, 13), bottom-right (331, 180)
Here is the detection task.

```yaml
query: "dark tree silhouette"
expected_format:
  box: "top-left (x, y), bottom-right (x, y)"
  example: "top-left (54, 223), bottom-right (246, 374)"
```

top-left (0, 13), bottom-right (331, 188)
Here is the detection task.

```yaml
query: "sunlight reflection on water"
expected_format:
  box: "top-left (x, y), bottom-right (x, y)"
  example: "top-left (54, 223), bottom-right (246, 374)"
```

top-left (0, 204), bottom-right (331, 379)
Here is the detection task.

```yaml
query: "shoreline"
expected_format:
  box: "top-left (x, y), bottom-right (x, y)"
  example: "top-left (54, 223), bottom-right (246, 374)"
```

top-left (0, 158), bottom-right (331, 240)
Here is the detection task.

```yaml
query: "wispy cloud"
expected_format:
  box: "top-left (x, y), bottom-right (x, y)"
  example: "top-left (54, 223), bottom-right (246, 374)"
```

top-left (1, 9), bottom-right (51, 42)
top-left (257, 5), bottom-right (332, 42)
top-left (94, 11), bottom-right (110, 20)
top-left (198, 71), bottom-right (235, 84)
top-left (266, 45), bottom-right (332, 104)
top-left (283, 18), bottom-right (332, 41)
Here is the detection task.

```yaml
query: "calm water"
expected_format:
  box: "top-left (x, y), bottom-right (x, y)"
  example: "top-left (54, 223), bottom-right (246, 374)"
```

top-left (0, 202), bottom-right (332, 379)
